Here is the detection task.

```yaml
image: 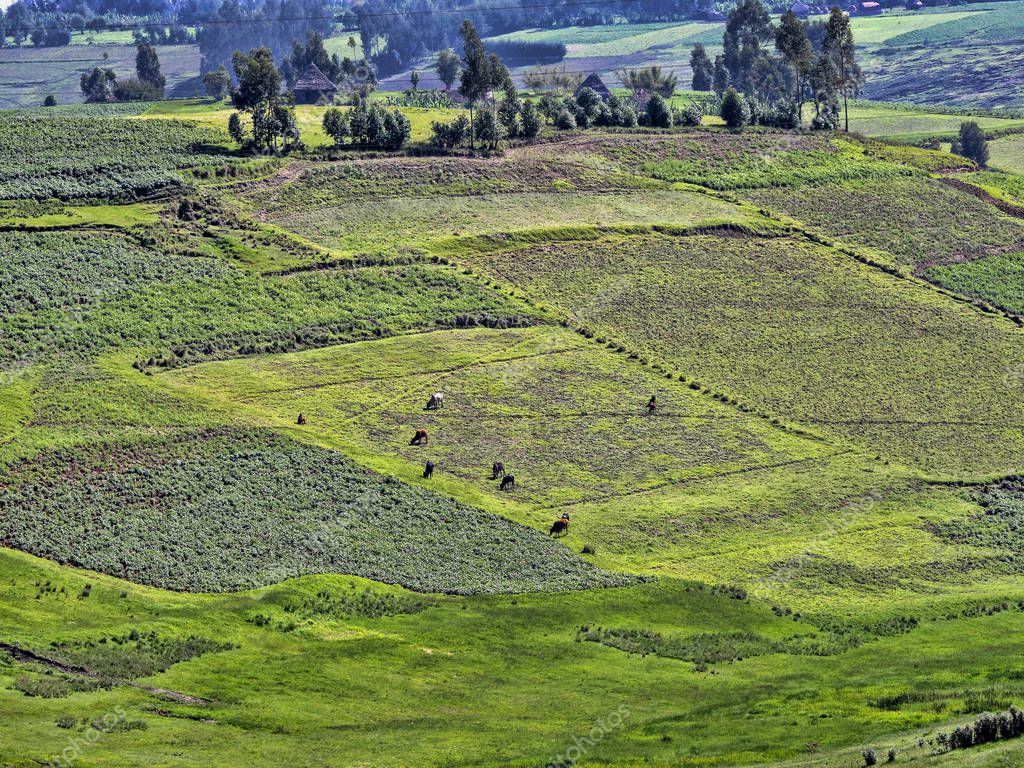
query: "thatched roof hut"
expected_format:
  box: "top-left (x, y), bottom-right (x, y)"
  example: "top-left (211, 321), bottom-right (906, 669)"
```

top-left (293, 63), bottom-right (337, 105)
top-left (575, 73), bottom-right (612, 101)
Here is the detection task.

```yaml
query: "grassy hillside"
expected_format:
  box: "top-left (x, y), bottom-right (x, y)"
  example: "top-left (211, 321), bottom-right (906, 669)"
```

top-left (3, 103), bottom-right (1024, 768)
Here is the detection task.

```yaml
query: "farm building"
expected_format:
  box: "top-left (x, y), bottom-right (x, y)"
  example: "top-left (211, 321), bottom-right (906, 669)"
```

top-left (575, 73), bottom-right (612, 100)
top-left (789, 1), bottom-right (810, 17)
top-left (292, 63), bottom-right (337, 105)
top-left (860, 1), bottom-right (883, 13)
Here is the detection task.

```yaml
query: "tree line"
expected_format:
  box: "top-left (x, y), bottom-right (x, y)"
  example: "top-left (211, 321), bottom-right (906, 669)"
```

top-left (689, 0), bottom-right (861, 130)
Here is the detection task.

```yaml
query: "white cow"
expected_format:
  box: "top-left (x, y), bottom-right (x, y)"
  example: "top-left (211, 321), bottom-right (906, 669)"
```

top-left (427, 392), bottom-right (445, 410)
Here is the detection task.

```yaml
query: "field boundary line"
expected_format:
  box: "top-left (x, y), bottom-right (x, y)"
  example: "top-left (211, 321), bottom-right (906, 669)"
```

top-left (537, 449), bottom-right (853, 510)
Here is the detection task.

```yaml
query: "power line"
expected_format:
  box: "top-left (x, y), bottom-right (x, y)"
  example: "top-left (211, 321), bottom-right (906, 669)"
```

top-left (3, 0), bottom-right (694, 32)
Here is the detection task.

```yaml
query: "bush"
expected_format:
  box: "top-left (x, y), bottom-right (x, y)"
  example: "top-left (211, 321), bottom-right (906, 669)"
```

top-left (429, 115), bottom-right (470, 149)
top-left (474, 109), bottom-right (504, 150)
top-left (323, 103), bottom-right (410, 149)
top-left (811, 102), bottom-right (840, 130)
top-left (886, 749), bottom-right (896, 763)
top-left (113, 78), bottom-right (163, 102)
top-left (680, 102), bottom-right (702, 127)
top-left (720, 88), bottom-right (749, 129)
top-left (43, 94), bottom-right (58, 107)
top-left (645, 94), bottom-right (672, 128)
top-left (863, 749), bottom-right (877, 766)
top-left (203, 66), bottom-right (232, 100)
top-left (520, 101), bottom-right (541, 138)
top-left (554, 109), bottom-right (577, 130)
top-left (56, 715), bottom-right (77, 729)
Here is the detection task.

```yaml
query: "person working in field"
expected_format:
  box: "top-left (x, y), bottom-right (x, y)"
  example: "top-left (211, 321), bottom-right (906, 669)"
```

top-left (647, 396), bottom-right (657, 415)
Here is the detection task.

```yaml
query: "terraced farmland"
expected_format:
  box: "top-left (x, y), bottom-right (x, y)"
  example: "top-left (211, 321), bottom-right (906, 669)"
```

top-left (5, 95), bottom-right (1024, 768)
top-left (159, 326), bottom-right (829, 509)
top-left (456, 231), bottom-right (1024, 476)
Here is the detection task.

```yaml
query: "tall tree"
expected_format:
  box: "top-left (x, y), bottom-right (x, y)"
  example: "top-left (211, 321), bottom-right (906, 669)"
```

top-left (712, 54), bottom-right (729, 96)
top-left (231, 47), bottom-right (297, 152)
top-left (954, 121), bottom-right (989, 166)
top-left (435, 48), bottom-right (460, 91)
top-left (690, 43), bottom-right (713, 92)
top-left (822, 7), bottom-right (862, 132)
top-left (722, 0), bottom-right (773, 93)
top-left (774, 10), bottom-right (813, 125)
top-left (458, 20), bottom-right (507, 148)
top-left (136, 42), bottom-right (165, 95)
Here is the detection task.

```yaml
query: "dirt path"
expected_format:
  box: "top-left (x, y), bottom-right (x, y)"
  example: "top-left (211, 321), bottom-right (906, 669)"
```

top-left (0, 642), bottom-right (213, 706)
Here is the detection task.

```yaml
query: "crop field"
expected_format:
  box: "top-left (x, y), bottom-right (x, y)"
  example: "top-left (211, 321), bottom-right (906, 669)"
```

top-left (0, 114), bottom-right (238, 200)
top-left (746, 176), bottom-right (1024, 271)
top-left (0, 44), bottom-right (201, 109)
top-left (988, 135), bottom-right (1024, 176)
top-left (0, 228), bottom-right (538, 369)
top-left (6, 96), bottom-right (1024, 768)
top-left (239, 151), bottom-right (755, 253)
top-left (925, 250), bottom-right (1024, 315)
top-left (843, 102), bottom-right (1024, 142)
top-left (455, 231), bottom-right (1024, 477)
top-left (158, 326), bottom-right (830, 509)
top-left (0, 427), bottom-right (626, 593)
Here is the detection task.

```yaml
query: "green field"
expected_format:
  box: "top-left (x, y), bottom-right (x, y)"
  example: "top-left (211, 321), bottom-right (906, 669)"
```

top-left (0, 43), bottom-right (200, 109)
top-left (5, 93), bottom-right (1024, 768)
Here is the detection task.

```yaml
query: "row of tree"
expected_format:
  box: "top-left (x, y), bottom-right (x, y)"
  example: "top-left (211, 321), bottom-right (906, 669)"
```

top-left (689, 0), bottom-right (861, 130)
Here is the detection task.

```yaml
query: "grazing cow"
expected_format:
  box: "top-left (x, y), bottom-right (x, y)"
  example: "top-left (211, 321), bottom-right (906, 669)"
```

top-left (491, 461), bottom-right (505, 480)
top-left (423, 460), bottom-right (435, 479)
top-left (499, 474), bottom-right (515, 491)
top-left (296, 413), bottom-right (307, 425)
top-left (410, 428), bottom-right (429, 446)
top-left (646, 396), bottom-right (657, 415)
top-left (427, 392), bottom-right (445, 410)
top-left (549, 519), bottom-right (568, 537)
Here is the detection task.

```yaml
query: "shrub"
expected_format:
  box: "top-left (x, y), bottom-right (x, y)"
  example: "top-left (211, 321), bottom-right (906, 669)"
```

top-left (473, 109), bottom-right (504, 150)
top-left (429, 115), bottom-right (470, 149)
top-left (645, 94), bottom-right (672, 128)
top-left (554, 109), bottom-right (577, 130)
top-left (886, 749), bottom-right (896, 763)
top-left (43, 95), bottom-right (58, 107)
top-left (520, 101), bottom-right (541, 138)
top-left (203, 66), bottom-right (232, 100)
top-left (55, 714), bottom-right (77, 729)
top-left (720, 88), bottom-right (749, 129)
top-left (113, 77), bottom-right (162, 102)
top-left (680, 102), bottom-right (702, 127)
top-left (863, 749), bottom-right (877, 766)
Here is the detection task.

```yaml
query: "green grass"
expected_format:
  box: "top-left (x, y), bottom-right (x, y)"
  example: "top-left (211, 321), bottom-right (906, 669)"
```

top-left (452, 230), bottom-right (1024, 477)
top-left (987, 135), bottom-right (1024, 176)
top-left (0, 203), bottom-right (161, 229)
top-left (4, 547), bottom-right (1024, 767)
top-left (747, 176), bottom-right (1024, 271)
top-left (926, 251), bottom-right (1024, 315)
top-left (157, 326), bottom-right (828, 510)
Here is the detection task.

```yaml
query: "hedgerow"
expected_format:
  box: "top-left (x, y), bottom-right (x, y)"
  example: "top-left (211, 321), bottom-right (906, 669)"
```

top-left (0, 429), bottom-right (632, 594)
